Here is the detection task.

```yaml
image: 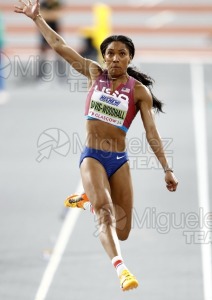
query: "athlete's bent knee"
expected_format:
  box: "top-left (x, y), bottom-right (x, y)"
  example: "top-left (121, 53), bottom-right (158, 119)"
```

top-left (95, 205), bottom-right (114, 227)
top-left (117, 229), bottom-right (131, 241)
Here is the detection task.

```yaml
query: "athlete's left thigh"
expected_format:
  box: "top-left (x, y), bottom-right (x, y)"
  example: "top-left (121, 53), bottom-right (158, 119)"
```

top-left (109, 162), bottom-right (133, 240)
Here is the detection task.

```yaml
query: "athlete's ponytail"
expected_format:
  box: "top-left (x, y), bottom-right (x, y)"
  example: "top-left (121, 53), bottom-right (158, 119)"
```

top-left (100, 35), bottom-right (164, 113)
top-left (127, 66), bottom-right (163, 113)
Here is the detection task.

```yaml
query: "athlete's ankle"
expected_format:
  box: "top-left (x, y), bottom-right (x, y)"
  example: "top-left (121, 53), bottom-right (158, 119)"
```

top-left (112, 255), bottom-right (128, 277)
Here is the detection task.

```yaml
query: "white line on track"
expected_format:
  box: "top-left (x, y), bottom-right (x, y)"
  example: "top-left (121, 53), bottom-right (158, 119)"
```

top-left (34, 182), bottom-right (82, 300)
top-left (191, 63), bottom-right (212, 300)
top-left (127, 0), bottom-right (164, 6)
top-left (145, 11), bottom-right (175, 29)
top-left (135, 57), bottom-right (212, 64)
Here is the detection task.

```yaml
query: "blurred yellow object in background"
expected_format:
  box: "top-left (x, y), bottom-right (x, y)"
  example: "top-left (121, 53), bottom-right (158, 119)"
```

top-left (79, 3), bottom-right (111, 62)
top-left (92, 3), bottom-right (111, 50)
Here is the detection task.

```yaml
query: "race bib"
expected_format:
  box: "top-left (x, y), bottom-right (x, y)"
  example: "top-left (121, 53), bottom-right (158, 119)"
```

top-left (88, 90), bottom-right (128, 127)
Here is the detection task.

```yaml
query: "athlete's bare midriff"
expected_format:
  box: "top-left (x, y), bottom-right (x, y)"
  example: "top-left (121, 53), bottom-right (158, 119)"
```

top-left (85, 119), bottom-right (126, 152)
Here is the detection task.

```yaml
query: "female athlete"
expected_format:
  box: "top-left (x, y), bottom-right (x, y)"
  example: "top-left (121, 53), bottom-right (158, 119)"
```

top-left (14, 0), bottom-right (178, 292)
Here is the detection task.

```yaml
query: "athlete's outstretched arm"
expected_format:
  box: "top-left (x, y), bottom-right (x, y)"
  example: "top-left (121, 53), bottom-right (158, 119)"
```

top-left (14, 0), bottom-right (101, 78)
top-left (135, 83), bottom-right (178, 192)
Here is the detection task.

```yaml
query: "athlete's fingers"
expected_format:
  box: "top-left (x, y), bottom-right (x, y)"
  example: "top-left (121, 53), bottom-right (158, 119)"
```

top-left (166, 183), bottom-right (177, 192)
top-left (167, 186), bottom-right (174, 192)
top-left (14, 8), bottom-right (25, 13)
top-left (27, 0), bottom-right (33, 5)
top-left (14, 5), bottom-right (24, 12)
top-left (19, 0), bottom-right (28, 6)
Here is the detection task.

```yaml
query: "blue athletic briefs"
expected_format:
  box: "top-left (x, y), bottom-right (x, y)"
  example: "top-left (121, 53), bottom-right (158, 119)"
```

top-left (79, 146), bottom-right (129, 178)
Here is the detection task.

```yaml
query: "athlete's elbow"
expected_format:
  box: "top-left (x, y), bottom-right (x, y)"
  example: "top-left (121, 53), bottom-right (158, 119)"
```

top-left (52, 37), bottom-right (66, 53)
top-left (146, 126), bottom-right (158, 141)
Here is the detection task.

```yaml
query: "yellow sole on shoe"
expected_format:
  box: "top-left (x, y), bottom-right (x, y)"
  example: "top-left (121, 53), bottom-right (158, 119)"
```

top-left (122, 280), bottom-right (139, 291)
top-left (120, 270), bottom-right (139, 292)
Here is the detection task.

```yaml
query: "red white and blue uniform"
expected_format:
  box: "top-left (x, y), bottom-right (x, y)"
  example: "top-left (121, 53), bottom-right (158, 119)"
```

top-left (80, 70), bottom-right (138, 178)
top-left (85, 70), bottom-right (138, 132)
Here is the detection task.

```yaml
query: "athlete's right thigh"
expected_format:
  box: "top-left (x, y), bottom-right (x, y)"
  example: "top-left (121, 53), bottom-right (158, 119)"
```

top-left (80, 158), bottom-right (112, 212)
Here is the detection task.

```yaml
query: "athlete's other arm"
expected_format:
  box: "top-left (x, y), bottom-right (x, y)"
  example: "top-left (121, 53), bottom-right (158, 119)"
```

top-left (135, 83), bottom-right (178, 192)
top-left (14, 0), bottom-right (101, 79)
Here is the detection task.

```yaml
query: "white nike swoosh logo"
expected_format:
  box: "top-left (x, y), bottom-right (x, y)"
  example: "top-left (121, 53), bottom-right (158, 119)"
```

top-left (116, 155), bottom-right (125, 160)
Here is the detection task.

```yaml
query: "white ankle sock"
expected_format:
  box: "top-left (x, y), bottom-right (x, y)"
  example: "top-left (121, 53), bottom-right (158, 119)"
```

top-left (112, 255), bottom-right (128, 277)
top-left (83, 201), bottom-right (95, 214)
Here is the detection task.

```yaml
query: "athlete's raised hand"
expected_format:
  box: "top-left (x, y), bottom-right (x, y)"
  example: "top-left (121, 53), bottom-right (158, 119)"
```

top-left (165, 171), bottom-right (178, 192)
top-left (14, 0), bottom-right (40, 21)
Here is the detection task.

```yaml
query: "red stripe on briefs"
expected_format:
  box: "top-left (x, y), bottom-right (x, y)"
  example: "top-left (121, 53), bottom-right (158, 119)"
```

top-left (114, 260), bottom-right (123, 269)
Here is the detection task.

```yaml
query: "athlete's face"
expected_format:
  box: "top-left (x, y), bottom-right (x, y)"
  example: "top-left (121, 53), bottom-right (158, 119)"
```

top-left (104, 41), bottom-right (131, 77)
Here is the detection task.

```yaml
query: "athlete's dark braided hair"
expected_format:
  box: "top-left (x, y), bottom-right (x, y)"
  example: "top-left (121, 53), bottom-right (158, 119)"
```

top-left (100, 35), bottom-right (163, 113)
